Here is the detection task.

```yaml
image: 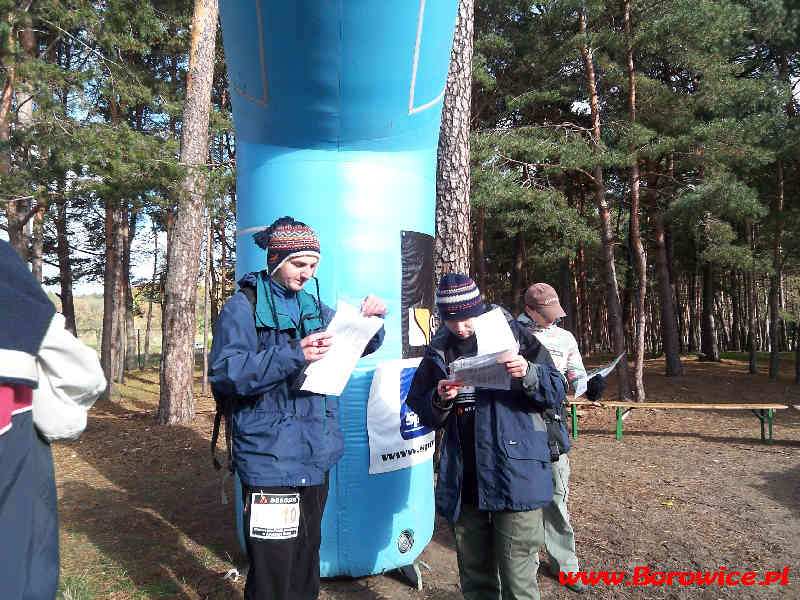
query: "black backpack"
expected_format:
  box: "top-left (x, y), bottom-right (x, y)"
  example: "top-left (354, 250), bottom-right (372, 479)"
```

top-left (210, 286), bottom-right (257, 473)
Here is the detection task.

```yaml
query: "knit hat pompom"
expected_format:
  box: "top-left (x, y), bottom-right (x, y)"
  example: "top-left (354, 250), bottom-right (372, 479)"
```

top-left (436, 273), bottom-right (484, 320)
top-left (253, 216), bottom-right (321, 275)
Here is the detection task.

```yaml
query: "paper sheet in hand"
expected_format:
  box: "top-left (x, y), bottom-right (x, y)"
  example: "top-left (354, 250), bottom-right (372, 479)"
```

top-left (473, 307), bottom-right (518, 355)
top-left (449, 308), bottom-right (518, 390)
top-left (300, 301), bottom-right (383, 396)
top-left (573, 352), bottom-right (625, 398)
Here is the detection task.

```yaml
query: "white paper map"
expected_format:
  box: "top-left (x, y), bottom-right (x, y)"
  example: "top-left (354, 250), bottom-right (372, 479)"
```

top-left (573, 352), bottom-right (625, 399)
top-left (300, 301), bottom-right (384, 396)
top-left (449, 308), bottom-right (519, 390)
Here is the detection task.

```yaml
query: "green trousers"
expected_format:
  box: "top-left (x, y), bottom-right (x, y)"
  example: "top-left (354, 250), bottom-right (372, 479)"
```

top-left (452, 503), bottom-right (545, 600)
top-left (543, 453), bottom-right (579, 573)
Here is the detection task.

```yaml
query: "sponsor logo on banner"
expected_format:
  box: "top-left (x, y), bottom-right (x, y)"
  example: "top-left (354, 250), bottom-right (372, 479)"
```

top-left (367, 358), bottom-right (435, 474)
top-left (399, 367), bottom-right (432, 440)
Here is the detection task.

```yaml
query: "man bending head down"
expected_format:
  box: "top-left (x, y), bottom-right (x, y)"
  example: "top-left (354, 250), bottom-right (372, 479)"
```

top-left (405, 273), bottom-right (567, 600)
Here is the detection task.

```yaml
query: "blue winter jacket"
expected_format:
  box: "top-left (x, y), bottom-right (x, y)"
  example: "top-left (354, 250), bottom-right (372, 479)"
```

top-left (406, 306), bottom-right (567, 523)
top-left (208, 272), bottom-right (384, 488)
top-left (0, 240), bottom-right (59, 600)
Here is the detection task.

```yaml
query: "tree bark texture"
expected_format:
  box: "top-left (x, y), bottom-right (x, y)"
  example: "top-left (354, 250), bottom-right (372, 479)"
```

top-left (579, 9), bottom-right (632, 400)
top-left (144, 224), bottom-right (158, 370)
top-left (101, 199), bottom-right (125, 399)
top-left (768, 159), bottom-right (784, 378)
top-left (55, 191), bottom-right (77, 335)
top-left (124, 210), bottom-right (138, 371)
top-left (203, 209), bottom-right (211, 395)
top-left (624, 1), bottom-right (646, 400)
top-left (434, 0), bottom-right (473, 283)
top-left (510, 229), bottom-right (525, 315)
top-left (653, 209), bottom-right (683, 375)
top-left (158, 0), bottom-right (219, 424)
top-left (6, 17), bottom-right (36, 263)
top-left (700, 262), bottom-right (720, 361)
top-left (472, 205), bottom-right (487, 292)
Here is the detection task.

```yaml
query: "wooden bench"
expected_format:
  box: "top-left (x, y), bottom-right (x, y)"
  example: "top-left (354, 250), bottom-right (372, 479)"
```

top-left (567, 400), bottom-right (788, 444)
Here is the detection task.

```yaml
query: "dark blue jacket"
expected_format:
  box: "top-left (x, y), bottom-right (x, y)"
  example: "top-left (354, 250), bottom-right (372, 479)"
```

top-left (406, 306), bottom-right (567, 523)
top-left (208, 272), bottom-right (384, 488)
top-left (0, 240), bottom-right (59, 600)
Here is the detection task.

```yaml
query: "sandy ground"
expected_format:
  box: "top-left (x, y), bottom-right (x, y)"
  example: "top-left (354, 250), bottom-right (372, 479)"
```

top-left (54, 355), bottom-right (799, 599)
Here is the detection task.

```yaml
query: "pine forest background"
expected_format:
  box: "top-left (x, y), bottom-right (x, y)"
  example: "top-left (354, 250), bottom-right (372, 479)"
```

top-left (2, 0), bottom-right (799, 416)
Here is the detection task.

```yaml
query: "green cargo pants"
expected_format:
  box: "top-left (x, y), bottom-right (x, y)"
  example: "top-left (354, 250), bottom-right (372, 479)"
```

top-left (452, 503), bottom-right (544, 600)
top-left (543, 453), bottom-right (579, 574)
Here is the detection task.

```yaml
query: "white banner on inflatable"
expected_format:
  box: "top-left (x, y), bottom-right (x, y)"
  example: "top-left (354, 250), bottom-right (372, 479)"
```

top-left (367, 358), bottom-right (435, 474)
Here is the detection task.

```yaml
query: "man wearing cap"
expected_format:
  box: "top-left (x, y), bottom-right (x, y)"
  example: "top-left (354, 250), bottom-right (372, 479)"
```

top-left (518, 283), bottom-right (606, 594)
top-left (406, 274), bottom-right (568, 600)
top-left (208, 216), bottom-right (386, 600)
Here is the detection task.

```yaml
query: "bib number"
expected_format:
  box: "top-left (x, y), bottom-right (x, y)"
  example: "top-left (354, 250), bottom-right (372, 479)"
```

top-left (249, 492), bottom-right (300, 540)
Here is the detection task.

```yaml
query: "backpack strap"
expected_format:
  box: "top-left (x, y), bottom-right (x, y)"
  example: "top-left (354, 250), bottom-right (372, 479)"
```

top-left (211, 286), bottom-right (258, 473)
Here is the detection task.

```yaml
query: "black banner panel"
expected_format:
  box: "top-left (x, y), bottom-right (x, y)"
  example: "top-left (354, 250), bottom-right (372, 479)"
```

top-left (401, 231), bottom-right (435, 359)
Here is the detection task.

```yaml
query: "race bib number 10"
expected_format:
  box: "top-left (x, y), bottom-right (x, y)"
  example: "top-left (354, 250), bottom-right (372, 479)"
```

top-left (249, 492), bottom-right (300, 540)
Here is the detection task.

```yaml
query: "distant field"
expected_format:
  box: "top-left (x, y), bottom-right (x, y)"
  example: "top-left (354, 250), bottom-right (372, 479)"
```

top-left (53, 292), bottom-right (211, 367)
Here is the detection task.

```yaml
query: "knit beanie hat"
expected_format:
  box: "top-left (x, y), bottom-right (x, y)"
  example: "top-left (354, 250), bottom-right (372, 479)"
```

top-left (435, 273), bottom-right (484, 320)
top-left (253, 216), bottom-right (321, 275)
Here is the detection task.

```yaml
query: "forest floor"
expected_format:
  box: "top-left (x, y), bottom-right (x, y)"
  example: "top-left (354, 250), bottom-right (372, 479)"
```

top-left (54, 354), bottom-right (800, 599)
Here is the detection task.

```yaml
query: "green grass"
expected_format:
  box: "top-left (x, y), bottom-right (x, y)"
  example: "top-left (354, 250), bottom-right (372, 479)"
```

top-left (58, 574), bottom-right (94, 600)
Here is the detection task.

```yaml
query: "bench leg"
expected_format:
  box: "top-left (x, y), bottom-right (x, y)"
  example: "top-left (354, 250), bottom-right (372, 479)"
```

top-left (571, 404), bottom-right (578, 440)
top-left (768, 409), bottom-right (773, 445)
top-left (754, 409), bottom-right (775, 445)
top-left (616, 407), bottom-right (623, 441)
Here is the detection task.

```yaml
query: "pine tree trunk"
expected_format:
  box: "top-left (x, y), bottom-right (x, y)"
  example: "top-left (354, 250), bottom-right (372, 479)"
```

top-left (434, 0), bottom-right (473, 282)
top-left (210, 218), bottom-right (220, 325)
top-left (558, 259), bottom-right (574, 333)
top-left (700, 263), bottom-right (719, 361)
top-left (217, 209), bottom-right (228, 319)
top-left (202, 209), bottom-right (211, 395)
top-left (510, 229), bottom-right (525, 315)
top-left (653, 210), bottom-right (683, 375)
top-left (6, 18), bottom-right (36, 263)
top-left (579, 9), bottom-right (632, 400)
top-left (124, 209), bottom-right (138, 371)
top-left (730, 272), bottom-right (741, 352)
top-left (576, 245), bottom-right (591, 354)
top-left (0, 24), bottom-right (14, 184)
top-left (101, 198), bottom-right (125, 399)
top-left (30, 206), bottom-right (44, 283)
top-left (473, 205), bottom-right (487, 292)
top-left (55, 190), bottom-right (77, 335)
top-left (687, 274), bottom-right (697, 353)
top-left (158, 0), bottom-right (219, 425)
top-left (745, 221), bottom-right (758, 373)
top-left (575, 186), bottom-right (591, 354)
top-left (768, 159), bottom-right (784, 378)
top-left (624, 3), bottom-right (646, 399)
top-left (143, 224), bottom-right (158, 370)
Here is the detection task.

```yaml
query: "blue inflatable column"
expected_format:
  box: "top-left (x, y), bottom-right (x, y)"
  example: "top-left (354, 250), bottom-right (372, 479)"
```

top-left (219, 0), bottom-right (458, 577)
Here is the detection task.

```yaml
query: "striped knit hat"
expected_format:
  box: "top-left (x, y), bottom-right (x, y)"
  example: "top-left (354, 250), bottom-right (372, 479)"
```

top-left (436, 273), bottom-right (484, 320)
top-left (253, 216), bottom-right (321, 275)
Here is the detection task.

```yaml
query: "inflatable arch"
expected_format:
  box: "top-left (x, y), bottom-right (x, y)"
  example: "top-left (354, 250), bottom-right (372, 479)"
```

top-left (219, 0), bottom-right (459, 577)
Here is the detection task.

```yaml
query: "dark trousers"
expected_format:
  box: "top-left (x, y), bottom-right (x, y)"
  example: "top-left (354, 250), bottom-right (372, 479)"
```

top-left (242, 475), bottom-right (329, 600)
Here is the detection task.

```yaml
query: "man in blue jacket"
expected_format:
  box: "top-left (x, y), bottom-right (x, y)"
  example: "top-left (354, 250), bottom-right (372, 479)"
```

top-left (209, 217), bottom-right (385, 600)
top-left (406, 274), bottom-right (567, 600)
